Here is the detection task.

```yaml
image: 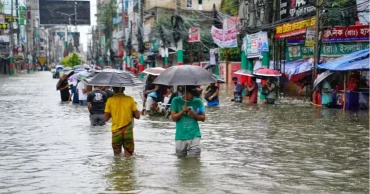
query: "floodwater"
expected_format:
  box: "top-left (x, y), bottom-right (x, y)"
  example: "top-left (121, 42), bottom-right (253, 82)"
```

top-left (0, 72), bottom-right (368, 194)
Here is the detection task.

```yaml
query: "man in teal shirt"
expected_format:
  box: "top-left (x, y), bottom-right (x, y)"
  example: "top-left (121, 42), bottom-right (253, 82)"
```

top-left (170, 85), bottom-right (206, 157)
top-left (321, 81), bottom-right (333, 107)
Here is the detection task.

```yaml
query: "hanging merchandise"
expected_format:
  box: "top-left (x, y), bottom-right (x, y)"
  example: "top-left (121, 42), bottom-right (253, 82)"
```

top-left (209, 49), bottom-right (216, 65)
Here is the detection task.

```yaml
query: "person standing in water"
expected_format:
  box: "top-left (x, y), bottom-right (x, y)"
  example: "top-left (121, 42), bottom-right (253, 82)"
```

top-left (104, 87), bottom-right (140, 157)
top-left (170, 85), bottom-right (206, 157)
top-left (87, 86), bottom-right (107, 126)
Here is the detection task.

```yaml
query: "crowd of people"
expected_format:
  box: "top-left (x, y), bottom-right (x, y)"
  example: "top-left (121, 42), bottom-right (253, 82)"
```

top-left (231, 76), bottom-right (277, 104)
top-left (55, 72), bottom-right (279, 159)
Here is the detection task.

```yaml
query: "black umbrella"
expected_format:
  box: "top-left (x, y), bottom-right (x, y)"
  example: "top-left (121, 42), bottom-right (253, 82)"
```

top-left (88, 69), bottom-right (144, 87)
top-left (313, 70), bottom-right (333, 89)
top-left (152, 65), bottom-right (217, 86)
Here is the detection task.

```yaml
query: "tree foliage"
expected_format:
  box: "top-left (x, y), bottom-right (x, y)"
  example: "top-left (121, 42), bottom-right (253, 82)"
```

top-left (220, 47), bottom-right (241, 61)
top-left (220, 0), bottom-right (239, 16)
top-left (61, 52), bottom-right (81, 67)
top-left (98, 0), bottom-right (117, 49)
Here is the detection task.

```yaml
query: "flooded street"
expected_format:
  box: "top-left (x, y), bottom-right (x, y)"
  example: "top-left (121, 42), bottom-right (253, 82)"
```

top-left (0, 72), bottom-right (368, 194)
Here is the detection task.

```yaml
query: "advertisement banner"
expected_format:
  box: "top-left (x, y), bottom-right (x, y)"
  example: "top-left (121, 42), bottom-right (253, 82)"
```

top-left (244, 31), bottom-right (269, 58)
top-left (188, 27), bottom-right (200, 42)
top-left (322, 25), bottom-right (370, 42)
top-left (211, 25), bottom-right (238, 48)
top-left (286, 42), bottom-right (370, 61)
top-left (275, 17), bottom-right (315, 39)
top-left (305, 26), bottom-right (315, 47)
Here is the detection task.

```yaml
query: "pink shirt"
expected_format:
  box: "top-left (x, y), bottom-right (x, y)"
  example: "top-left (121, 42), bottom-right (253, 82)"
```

top-left (248, 82), bottom-right (258, 103)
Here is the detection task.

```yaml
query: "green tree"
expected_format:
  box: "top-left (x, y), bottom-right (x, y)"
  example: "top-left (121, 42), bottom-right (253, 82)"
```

top-left (220, 0), bottom-right (239, 16)
top-left (61, 52), bottom-right (81, 67)
top-left (97, 0), bottom-right (117, 49)
top-left (219, 47), bottom-right (241, 61)
top-left (61, 55), bottom-right (71, 66)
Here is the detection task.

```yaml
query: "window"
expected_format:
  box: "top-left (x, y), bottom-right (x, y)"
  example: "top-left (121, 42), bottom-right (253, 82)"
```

top-left (198, 0), bottom-right (202, 5)
top-left (187, 0), bottom-right (192, 8)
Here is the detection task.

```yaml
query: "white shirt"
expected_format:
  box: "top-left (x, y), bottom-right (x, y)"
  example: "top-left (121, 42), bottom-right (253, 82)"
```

top-left (76, 82), bottom-right (87, 100)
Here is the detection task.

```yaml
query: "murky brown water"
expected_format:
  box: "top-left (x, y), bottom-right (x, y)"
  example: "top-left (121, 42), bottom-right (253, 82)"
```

top-left (0, 72), bottom-right (369, 194)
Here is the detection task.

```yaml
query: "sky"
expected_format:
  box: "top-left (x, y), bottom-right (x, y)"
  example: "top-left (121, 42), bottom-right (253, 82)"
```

top-left (78, 0), bottom-right (97, 52)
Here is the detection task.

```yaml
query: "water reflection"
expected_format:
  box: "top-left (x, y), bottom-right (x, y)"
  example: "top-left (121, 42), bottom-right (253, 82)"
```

top-left (105, 158), bottom-right (137, 193)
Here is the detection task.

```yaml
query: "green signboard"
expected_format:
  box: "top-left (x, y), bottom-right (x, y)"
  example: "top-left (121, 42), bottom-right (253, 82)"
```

top-left (286, 42), bottom-right (370, 61)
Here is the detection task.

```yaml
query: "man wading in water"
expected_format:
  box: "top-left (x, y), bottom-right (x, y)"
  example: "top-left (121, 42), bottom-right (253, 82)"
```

top-left (104, 87), bottom-right (140, 157)
top-left (170, 85), bottom-right (206, 157)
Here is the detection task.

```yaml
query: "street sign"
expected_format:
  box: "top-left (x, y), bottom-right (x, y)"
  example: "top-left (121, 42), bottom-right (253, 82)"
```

top-left (0, 23), bottom-right (8, 30)
top-left (38, 57), bottom-right (46, 66)
top-left (188, 27), bottom-right (200, 42)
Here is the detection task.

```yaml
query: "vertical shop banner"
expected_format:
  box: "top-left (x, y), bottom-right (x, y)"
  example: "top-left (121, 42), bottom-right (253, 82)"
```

top-left (244, 31), bottom-right (269, 58)
top-left (305, 26), bottom-right (315, 47)
top-left (151, 40), bottom-right (158, 52)
top-left (188, 27), bottom-right (200, 42)
top-left (211, 25), bottom-right (238, 48)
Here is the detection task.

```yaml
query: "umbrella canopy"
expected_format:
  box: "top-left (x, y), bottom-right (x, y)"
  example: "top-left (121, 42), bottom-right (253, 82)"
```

top-left (318, 49), bottom-right (369, 70)
top-left (69, 71), bottom-right (91, 81)
top-left (142, 67), bottom-right (166, 75)
top-left (234, 69), bottom-right (255, 77)
top-left (73, 68), bottom-right (86, 73)
top-left (88, 70), bottom-right (144, 87)
top-left (254, 68), bottom-right (282, 77)
top-left (313, 70), bottom-right (334, 89)
top-left (63, 67), bottom-right (72, 71)
top-left (152, 65), bottom-right (216, 86)
top-left (213, 74), bottom-right (225, 83)
top-left (72, 65), bottom-right (84, 70)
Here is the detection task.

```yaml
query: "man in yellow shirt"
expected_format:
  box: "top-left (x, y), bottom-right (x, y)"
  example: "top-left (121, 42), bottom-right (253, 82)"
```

top-left (104, 87), bottom-right (140, 157)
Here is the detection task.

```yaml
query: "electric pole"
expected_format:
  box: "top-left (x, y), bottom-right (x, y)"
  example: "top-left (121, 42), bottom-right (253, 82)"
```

top-left (10, 0), bottom-right (14, 48)
top-left (313, 0), bottom-right (321, 85)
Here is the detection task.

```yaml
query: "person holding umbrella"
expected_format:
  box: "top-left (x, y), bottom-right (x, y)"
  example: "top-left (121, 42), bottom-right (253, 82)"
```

top-left (261, 77), bottom-right (277, 104)
top-left (56, 71), bottom-right (74, 102)
top-left (153, 65), bottom-right (216, 157)
top-left (170, 85), bottom-right (205, 157)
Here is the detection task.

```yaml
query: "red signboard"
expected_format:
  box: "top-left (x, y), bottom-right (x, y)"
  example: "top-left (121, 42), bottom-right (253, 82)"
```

top-left (188, 27), bottom-right (200, 42)
top-left (322, 25), bottom-right (369, 42)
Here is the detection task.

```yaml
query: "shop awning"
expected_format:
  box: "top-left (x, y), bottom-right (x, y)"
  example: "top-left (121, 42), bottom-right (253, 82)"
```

top-left (324, 58), bottom-right (369, 71)
top-left (318, 49), bottom-right (369, 71)
top-left (283, 59), bottom-right (312, 79)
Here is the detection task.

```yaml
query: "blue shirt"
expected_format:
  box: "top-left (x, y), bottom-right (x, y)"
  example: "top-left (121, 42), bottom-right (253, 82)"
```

top-left (321, 81), bottom-right (332, 105)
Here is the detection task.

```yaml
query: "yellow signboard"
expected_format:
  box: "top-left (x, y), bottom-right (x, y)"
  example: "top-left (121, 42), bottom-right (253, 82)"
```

top-left (38, 57), bottom-right (46, 66)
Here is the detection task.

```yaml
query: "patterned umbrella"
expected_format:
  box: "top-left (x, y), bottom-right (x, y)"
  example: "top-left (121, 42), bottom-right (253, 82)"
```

top-left (254, 68), bottom-right (282, 77)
